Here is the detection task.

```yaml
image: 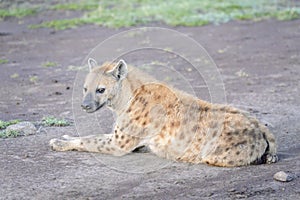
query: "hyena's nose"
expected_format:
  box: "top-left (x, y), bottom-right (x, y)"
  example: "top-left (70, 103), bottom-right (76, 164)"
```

top-left (81, 103), bottom-right (92, 110)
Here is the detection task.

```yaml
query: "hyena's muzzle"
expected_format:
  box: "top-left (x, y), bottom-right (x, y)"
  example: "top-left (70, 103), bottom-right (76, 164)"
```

top-left (81, 92), bottom-right (102, 113)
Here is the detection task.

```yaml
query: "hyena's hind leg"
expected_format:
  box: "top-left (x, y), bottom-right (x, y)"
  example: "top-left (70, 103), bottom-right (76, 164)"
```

top-left (262, 129), bottom-right (278, 164)
top-left (50, 134), bottom-right (126, 156)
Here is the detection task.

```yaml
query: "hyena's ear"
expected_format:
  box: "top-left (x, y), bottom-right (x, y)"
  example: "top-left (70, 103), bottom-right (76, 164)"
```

top-left (109, 59), bottom-right (128, 80)
top-left (88, 58), bottom-right (98, 72)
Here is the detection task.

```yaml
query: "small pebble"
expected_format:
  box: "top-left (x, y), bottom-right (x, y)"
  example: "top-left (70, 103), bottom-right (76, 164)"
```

top-left (273, 171), bottom-right (294, 182)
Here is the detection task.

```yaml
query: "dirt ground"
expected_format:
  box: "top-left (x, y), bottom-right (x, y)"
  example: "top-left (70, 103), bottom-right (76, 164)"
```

top-left (0, 8), bottom-right (300, 200)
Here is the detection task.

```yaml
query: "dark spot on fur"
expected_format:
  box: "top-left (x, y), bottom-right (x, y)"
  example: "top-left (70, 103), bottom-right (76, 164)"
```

top-left (203, 106), bottom-right (209, 112)
top-left (115, 134), bottom-right (119, 139)
top-left (121, 135), bottom-right (125, 140)
top-left (182, 118), bottom-right (188, 124)
top-left (192, 125), bottom-right (199, 132)
top-left (179, 132), bottom-right (185, 140)
top-left (80, 142), bottom-right (83, 145)
top-left (250, 130), bottom-right (256, 140)
top-left (225, 147), bottom-right (230, 152)
top-left (106, 147), bottom-right (110, 151)
top-left (97, 146), bottom-right (102, 151)
top-left (233, 130), bottom-right (239, 135)
top-left (250, 152), bottom-right (253, 157)
top-left (94, 139), bottom-right (98, 144)
top-left (127, 108), bottom-right (132, 113)
top-left (251, 144), bottom-right (255, 150)
top-left (206, 161), bottom-right (210, 165)
top-left (98, 138), bottom-right (102, 141)
top-left (144, 112), bottom-right (149, 117)
top-left (212, 131), bottom-right (218, 137)
top-left (159, 133), bottom-right (165, 139)
top-left (135, 116), bottom-right (140, 121)
top-left (114, 130), bottom-right (118, 133)
top-left (227, 132), bottom-right (232, 136)
top-left (214, 146), bottom-right (223, 154)
top-left (87, 140), bottom-right (91, 144)
top-left (131, 98), bottom-right (138, 105)
top-left (142, 121), bottom-right (147, 126)
top-left (227, 137), bottom-right (233, 142)
top-left (125, 139), bottom-right (130, 144)
top-left (139, 97), bottom-right (145, 104)
top-left (228, 161), bottom-right (234, 165)
top-left (236, 151), bottom-right (240, 155)
top-left (223, 156), bottom-right (227, 160)
top-left (120, 145), bottom-right (125, 149)
top-left (258, 134), bottom-right (262, 140)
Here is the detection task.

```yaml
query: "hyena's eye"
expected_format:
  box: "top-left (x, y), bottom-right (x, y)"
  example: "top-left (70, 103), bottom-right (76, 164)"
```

top-left (96, 87), bottom-right (105, 94)
top-left (83, 88), bottom-right (87, 92)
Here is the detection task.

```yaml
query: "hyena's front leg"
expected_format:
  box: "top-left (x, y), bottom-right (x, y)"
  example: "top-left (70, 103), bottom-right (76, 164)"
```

top-left (49, 132), bottom-right (142, 156)
top-left (50, 134), bottom-right (125, 156)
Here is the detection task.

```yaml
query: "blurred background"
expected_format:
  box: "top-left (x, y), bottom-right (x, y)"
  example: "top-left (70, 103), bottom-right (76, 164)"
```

top-left (1, 0), bottom-right (299, 29)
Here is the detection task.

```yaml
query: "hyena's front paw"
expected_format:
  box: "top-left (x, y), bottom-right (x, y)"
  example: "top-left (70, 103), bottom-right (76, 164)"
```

top-left (49, 138), bottom-right (70, 151)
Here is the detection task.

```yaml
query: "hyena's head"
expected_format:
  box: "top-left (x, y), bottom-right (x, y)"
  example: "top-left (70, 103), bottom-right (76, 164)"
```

top-left (81, 58), bottom-right (128, 113)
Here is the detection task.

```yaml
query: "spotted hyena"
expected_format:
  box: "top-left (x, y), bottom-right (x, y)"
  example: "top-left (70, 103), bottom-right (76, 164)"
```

top-left (50, 59), bottom-right (278, 167)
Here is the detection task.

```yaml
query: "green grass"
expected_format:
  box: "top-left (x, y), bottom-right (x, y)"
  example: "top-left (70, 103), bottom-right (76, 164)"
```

top-left (0, 119), bottom-right (20, 129)
top-left (0, 7), bottom-right (37, 19)
top-left (0, 59), bottom-right (8, 64)
top-left (29, 18), bottom-right (86, 30)
top-left (28, 0), bottom-right (300, 30)
top-left (42, 116), bottom-right (70, 127)
top-left (51, 2), bottom-right (99, 11)
top-left (29, 75), bottom-right (38, 84)
top-left (10, 73), bottom-right (19, 79)
top-left (0, 130), bottom-right (21, 138)
top-left (42, 61), bottom-right (57, 68)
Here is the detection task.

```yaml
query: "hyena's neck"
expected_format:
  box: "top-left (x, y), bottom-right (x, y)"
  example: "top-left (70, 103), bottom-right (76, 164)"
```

top-left (110, 69), bottom-right (146, 115)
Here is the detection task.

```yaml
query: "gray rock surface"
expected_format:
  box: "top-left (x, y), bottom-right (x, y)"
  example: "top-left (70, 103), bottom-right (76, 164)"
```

top-left (6, 121), bottom-right (37, 136)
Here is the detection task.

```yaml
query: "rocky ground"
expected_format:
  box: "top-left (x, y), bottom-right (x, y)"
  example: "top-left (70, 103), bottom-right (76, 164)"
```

top-left (0, 6), bottom-right (300, 200)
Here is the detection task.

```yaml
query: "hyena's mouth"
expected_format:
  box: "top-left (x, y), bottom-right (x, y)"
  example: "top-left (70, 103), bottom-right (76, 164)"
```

top-left (84, 102), bottom-right (106, 113)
